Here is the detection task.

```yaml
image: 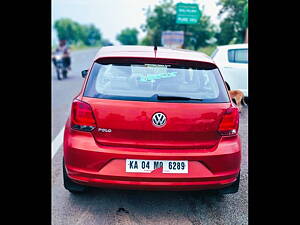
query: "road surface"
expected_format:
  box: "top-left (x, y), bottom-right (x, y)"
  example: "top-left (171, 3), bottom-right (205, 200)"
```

top-left (51, 47), bottom-right (248, 225)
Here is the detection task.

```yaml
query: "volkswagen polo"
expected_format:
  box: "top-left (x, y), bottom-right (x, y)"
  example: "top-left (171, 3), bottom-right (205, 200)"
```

top-left (63, 45), bottom-right (241, 194)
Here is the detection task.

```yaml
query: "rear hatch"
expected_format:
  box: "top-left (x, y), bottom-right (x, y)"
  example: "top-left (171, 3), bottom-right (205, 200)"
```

top-left (82, 97), bottom-right (230, 149)
top-left (81, 57), bottom-right (231, 150)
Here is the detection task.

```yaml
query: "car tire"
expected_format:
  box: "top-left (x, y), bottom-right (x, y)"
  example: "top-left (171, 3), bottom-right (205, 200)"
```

top-left (218, 172), bottom-right (240, 194)
top-left (63, 159), bottom-right (88, 194)
top-left (56, 69), bottom-right (61, 80)
top-left (62, 70), bottom-right (67, 79)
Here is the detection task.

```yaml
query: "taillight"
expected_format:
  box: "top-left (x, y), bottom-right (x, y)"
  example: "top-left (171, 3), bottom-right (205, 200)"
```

top-left (218, 107), bottom-right (239, 136)
top-left (70, 99), bottom-right (96, 131)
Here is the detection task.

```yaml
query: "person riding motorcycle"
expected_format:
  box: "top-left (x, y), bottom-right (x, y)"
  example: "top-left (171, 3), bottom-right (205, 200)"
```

top-left (52, 40), bottom-right (71, 71)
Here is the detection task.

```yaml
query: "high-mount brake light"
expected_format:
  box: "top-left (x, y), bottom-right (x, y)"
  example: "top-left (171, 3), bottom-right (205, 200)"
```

top-left (218, 107), bottom-right (239, 136)
top-left (70, 99), bottom-right (96, 132)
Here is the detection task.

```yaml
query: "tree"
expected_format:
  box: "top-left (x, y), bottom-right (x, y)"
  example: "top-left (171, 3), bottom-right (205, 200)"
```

top-left (54, 18), bottom-right (82, 44)
top-left (184, 14), bottom-right (216, 50)
top-left (54, 18), bottom-right (102, 46)
top-left (215, 18), bottom-right (236, 45)
top-left (139, 33), bottom-right (153, 46)
top-left (116, 28), bottom-right (139, 45)
top-left (243, 3), bottom-right (248, 29)
top-left (140, 0), bottom-right (216, 49)
top-left (216, 0), bottom-right (248, 44)
top-left (82, 24), bottom-right (102, 46)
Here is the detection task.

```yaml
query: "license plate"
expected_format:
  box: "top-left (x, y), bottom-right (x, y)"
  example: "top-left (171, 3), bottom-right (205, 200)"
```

top-left (126, 159), bottom-right (188, 174)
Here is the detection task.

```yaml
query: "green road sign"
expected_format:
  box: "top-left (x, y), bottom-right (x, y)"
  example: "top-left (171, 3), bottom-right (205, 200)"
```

top-left (176, 3), bottom-right (201, 24)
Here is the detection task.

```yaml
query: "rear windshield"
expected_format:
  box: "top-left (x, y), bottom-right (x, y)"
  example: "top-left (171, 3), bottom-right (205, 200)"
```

top-left (84, 61), bottom-right (229, 103)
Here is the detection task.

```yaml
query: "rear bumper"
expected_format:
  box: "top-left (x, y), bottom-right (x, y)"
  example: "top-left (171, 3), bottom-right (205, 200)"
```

top-left (63, 123), bottom-right (241, 191)
top-left (69, 175), bottom-right (237, 191)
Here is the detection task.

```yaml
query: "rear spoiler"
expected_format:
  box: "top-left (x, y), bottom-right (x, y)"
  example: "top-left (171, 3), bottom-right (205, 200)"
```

top-left (95, 57), bottom-right (217, 70)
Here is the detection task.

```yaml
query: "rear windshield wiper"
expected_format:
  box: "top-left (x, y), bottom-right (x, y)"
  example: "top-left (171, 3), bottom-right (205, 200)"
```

top-left (155, 94), bottom-right (203, 101)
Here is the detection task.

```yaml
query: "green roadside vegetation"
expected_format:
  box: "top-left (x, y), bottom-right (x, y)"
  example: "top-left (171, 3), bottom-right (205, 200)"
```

top-left (52, 43), bottom-right (101, 53)
top-left (68, 43), bottom-right (101, 51)
top-left (197, 45), bottom-right (217, 56)
top-left (52, 18), bottom-right (112, 52)
top-left (52, 0), bottom-right (247, 52)
top-left (139, 0), bottom-right (247, 49)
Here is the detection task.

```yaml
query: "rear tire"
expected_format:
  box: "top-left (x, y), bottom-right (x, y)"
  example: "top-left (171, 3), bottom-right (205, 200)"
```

top-left (56, 69), bottom-right (61, 80)
top-left (62, 69), bottom-right (67, 79)
top-left (63, 159), bottom-right (88, 194)
top-left (218, 172), bottom-right (240, 194)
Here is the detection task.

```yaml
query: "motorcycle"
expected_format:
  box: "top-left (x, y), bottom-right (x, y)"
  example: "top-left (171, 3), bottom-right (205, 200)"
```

top-left (53, 52), bottom-right (68, 80)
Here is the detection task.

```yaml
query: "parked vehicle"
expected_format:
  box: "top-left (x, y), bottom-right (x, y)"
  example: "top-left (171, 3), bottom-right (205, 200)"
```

top-left (63, 46), bottom-right (241, 194)
top-left (211, 44), bottom-right (248, 102)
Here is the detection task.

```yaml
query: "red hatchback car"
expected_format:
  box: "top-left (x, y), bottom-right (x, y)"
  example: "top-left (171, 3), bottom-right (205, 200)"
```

top-left (63, 46), bottom-right (241, 194)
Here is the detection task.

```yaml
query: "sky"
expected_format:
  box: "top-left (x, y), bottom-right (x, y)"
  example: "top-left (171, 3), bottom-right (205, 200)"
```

top-left (51, 0), bottom-right (222, 45)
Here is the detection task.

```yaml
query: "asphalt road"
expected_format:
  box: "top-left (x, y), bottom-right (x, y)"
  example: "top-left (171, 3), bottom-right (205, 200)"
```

top-left (51, 48), bottom-right (248, 225)
top-left (51, 47), bottom-right (99, 139)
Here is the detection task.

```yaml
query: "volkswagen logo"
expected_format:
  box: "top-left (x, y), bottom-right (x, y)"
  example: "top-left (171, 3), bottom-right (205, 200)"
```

top-left (152, 112), bottom-right (167, 128)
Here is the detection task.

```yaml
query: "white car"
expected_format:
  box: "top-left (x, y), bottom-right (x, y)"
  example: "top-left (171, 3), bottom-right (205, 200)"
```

top-left (211, 43), bottom-right (248, 102)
